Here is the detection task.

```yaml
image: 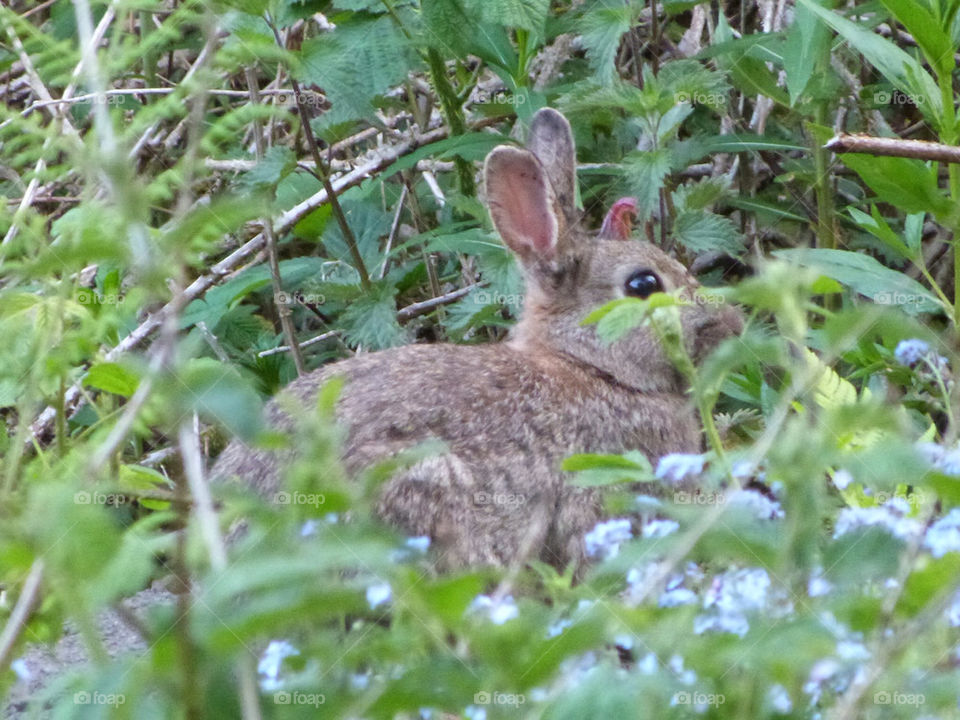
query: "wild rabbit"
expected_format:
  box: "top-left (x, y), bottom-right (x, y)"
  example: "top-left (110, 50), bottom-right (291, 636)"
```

top-left (212, 108), bottom-right (743, 572)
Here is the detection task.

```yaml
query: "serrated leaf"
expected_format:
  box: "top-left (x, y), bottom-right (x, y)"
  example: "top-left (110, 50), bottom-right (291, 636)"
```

top-left (579, 1), bottom-right (635, 83)
top-left (622, 148), bottom-right (672, 220)
top-left (340, 281), bottom-right (406, 350)
top-left (237, 146), bottom-right (296, 195)
top-left (465, 0), bottom-right (550, 31)
top-left (299, 16), bottom-right (421, 122)
top-left (672, 210), bottom-right (744, 255)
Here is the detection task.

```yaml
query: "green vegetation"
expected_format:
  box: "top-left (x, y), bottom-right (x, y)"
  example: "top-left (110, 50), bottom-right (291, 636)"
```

top-left (2, 0), bottom-right (960, 717)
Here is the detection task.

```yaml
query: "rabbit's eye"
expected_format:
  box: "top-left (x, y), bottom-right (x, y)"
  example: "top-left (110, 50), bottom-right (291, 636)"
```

top-left (625, 269), bottom-right (663, 298)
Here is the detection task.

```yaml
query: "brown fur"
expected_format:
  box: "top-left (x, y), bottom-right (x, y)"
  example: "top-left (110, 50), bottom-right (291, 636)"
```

top-left (211, 109), bottom-right (743, 573)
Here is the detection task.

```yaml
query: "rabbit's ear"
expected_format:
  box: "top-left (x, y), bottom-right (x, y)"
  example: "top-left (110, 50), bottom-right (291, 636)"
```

top-left (599, 197), bottom-right (638, 240)
top-left (526, 108), bottom-right (577, 221)
top-left (485, 146), bottom-right (559, 261)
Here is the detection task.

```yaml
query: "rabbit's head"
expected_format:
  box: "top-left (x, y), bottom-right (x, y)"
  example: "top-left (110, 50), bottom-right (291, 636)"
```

top-left (484, 108), bottom-right (742, 393)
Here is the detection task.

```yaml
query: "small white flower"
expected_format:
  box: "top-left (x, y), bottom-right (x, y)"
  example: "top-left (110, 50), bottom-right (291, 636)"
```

top-left (469, 594), bottom-right (518, 625)
top-left (11, 658), bottom-right (31, 682)
top-left (584, 518), bottom-right (633, 559)
top-left (655, 453), bottom-right (706, 484)
top-left (766, 683), bottom-right (792, 713)
top-left (257, 640), bottom-right (300, 692)
top-left (642, 518), bottom-right (679, 539)
top-left (925, 508), bottom-right (960, 558)
top-left (834, 501), bottom-right (921, 541)
top-left (366, 582), bottom-right (392, 609)
top-left (894, 338), bottom-right (931, 366)
top-left (727, 489), bottom-right (784, 520)
top-left (832, 469), bottom-right (854, 491)
top-left (405, 536), bottom-right (431, 553)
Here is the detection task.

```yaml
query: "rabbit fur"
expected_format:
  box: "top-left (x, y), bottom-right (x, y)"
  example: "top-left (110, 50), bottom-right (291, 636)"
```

top-left (212, 108), bottom-right (743, 572)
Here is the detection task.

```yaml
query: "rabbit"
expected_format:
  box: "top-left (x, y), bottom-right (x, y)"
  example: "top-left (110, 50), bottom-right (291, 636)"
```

top-left (212, 108), bottom-right (743, 572)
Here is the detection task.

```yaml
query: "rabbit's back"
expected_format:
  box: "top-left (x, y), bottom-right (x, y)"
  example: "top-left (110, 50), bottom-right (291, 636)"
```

top-left (215, 341), bottom-right (700, 568)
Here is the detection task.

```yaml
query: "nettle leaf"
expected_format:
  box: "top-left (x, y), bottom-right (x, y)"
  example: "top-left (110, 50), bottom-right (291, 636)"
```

top-left (672, 177), bottom-right (729, 213)
top-left (657, 58), bottom-right (730, 110)
top-left (672, 210), bottom-right (744, 256)
top-left (298, 15), bottom-right (421, 122)
top-left (340, 281), bottom-right (406, 350)
top-left (579, 1), bottom-right (636, 82)
top-left (837, 153), bottom-right (952, 219)
top-left (421, 0), bottom-right (516, 67)
top-left (237, 146), bottom-right (296, 195)
top-left (323, 199), bottom-right (393, 277)
top-left (465, 0), bottom-right (550, 31)
top-left (562, 451), bottom-right (654, 487)
top-left (622, 148), bottom-right (672, 220)
top-left (774, 248), bottom-right (944, 315)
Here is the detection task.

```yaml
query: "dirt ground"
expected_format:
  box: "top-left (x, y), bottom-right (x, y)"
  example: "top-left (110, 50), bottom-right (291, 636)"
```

top-left (3, 584), bottom-right (177, 718)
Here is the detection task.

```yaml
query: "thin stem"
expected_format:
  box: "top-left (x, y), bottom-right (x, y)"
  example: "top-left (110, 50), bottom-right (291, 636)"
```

top-left (245, 67), bottom-right (305, 375)
top-left (265, 15), bottom-right (371, 289)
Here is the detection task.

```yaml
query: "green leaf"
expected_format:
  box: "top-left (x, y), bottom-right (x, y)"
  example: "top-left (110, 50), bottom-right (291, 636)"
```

top-left (797, 0), bottom-right (942, 122)
top-left (622, 148), bottom-right (672, 220)
top-left (340, 281), bottom-right (406, 350)
top-left (580, 2), bottom-right (635, 82)
top-left (773, 248), bottom-right (944, 315)
top-left (237, 146), bottom-right (296, 194)
top-left (710, 12), bottom-right (789, 106)
top-left (880, 0), bottom-right (956, 79)
top-left (421, 0), bottom-right (516, 68)
top-left (563, 451), bottom-right (655, 487)
top-left (84, 362), bottom-right (140, 397)
top-left (465, 0), bottom-right (550, 31)
top-left (298, 15), bottom-right (421, 123)
top-left (837, 153), bottom-right (952, 219)
top-left (167, 358), bottom-right (264, 440)
top-left (783, 0), bottom-right (831, 104)
top-left (847, 206), bottom-right (912, 259)
top-left (672, 210), bottom-right (744, 255)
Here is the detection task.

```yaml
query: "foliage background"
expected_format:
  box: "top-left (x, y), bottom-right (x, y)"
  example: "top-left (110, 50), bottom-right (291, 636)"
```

top-left (2, 0), bottom-right (960, 717)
